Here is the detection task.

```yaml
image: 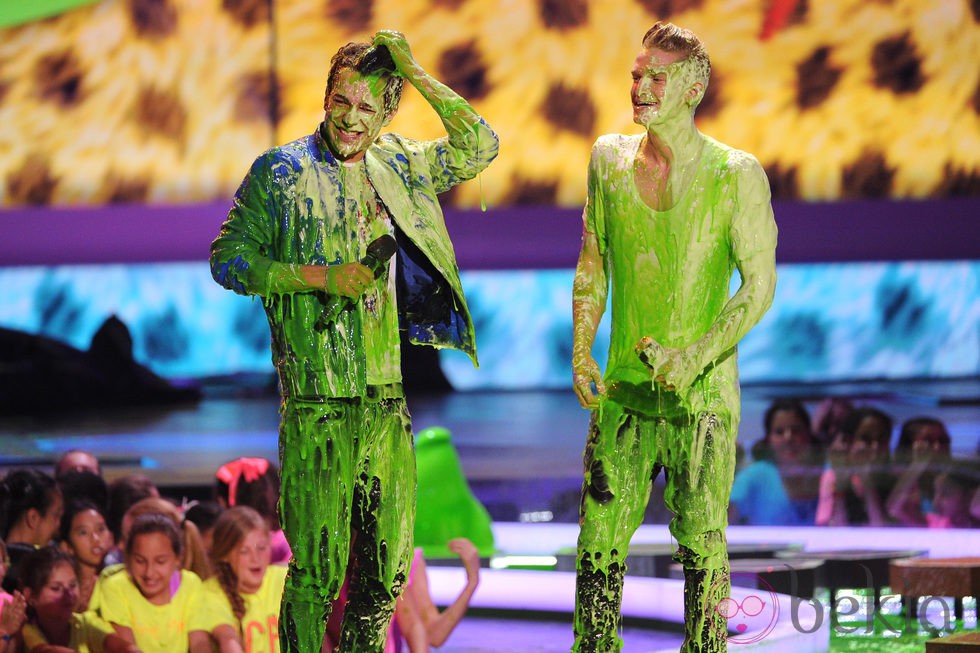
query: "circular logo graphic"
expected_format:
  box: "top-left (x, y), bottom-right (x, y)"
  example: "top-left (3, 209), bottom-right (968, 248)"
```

top-left (710, 571), bottom-right (781, 645)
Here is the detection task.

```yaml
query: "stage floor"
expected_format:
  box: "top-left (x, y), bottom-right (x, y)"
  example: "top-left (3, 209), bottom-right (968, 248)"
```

top-left (0, 377), bottom-right (977, 517)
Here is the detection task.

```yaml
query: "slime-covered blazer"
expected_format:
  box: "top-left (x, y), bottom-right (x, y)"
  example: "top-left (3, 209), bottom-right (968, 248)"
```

top-left (210, 116), bottom-right (498, 399)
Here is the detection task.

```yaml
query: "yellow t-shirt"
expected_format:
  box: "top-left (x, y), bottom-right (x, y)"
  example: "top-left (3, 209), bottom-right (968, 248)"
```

top-left (20, 611), bottom-right (111, 653)
top-left (199, 565), bottom-right (287, 653)
top-left (97, 569), bottom-right (208, 653)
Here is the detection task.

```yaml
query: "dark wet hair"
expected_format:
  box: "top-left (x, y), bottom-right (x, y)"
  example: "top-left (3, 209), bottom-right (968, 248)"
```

top-left (324, 41), bottom-right (405, 118)
top-left (641, 21), bottom-right (711, 89)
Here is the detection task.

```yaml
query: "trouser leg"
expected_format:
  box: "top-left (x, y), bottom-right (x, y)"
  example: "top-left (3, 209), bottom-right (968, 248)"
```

top-left (680, 559), bottom-right (730, 653)
top-left (338, 398), bottom-right (416, 653)
top-left (664, 412), bottom-right (736, 653)
top-left (573, 405), bottom-right (657, 653)
top-left (278, 400), bottom-right (355, 653)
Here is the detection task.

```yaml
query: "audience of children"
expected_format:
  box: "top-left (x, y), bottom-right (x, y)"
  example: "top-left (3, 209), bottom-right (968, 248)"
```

top-left (1, 414), bottom-right (975, 651)
top-left (729, 399), bottom-right (824, 525)
top-left (200, 506), bottom-right (287, 653)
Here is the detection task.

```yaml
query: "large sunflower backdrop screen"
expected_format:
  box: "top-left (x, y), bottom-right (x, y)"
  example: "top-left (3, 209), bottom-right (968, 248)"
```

top-left (0, 0), bottom-right (978, 389)
top-left (2, 0), bottom-right (977, 206)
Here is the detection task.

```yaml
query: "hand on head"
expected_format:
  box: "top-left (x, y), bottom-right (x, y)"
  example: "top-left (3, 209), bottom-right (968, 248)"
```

top-left (371, 30), bottom-right (414, 74)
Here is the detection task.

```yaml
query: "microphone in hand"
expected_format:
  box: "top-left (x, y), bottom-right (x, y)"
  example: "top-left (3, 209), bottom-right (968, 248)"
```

top-left (314, 234), bottom-right (398, 332)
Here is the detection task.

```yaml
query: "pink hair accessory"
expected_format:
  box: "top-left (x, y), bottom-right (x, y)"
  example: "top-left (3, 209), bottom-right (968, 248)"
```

top-left (216, 457), bottom-right (270, 506)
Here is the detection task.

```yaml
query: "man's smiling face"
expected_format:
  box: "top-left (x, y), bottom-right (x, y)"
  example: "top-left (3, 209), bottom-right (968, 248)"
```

top-left (630, 47), bottom-right (697, 128)
top-left (323, 68), bottom-right (390, 162)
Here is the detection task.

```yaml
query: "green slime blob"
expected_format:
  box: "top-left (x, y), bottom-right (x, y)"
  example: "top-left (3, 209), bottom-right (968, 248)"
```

top-left (413, 426), bottom-right (495, 559)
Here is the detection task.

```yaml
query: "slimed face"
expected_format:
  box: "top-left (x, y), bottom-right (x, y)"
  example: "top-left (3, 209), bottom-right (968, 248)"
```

top-left (323, 67), bottom-right (391, 162)
top-left (630, 48), bottom-right (701, 128)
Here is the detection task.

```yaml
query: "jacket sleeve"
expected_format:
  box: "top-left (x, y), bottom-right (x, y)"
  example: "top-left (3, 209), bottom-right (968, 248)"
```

top-left (423, 111), bottom-right (499, 194)
top-left (210, 154), bottom-right (309, 298)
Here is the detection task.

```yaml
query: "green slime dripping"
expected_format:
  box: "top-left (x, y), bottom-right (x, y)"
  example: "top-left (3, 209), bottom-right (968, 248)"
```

top-left (570, 34), bottom-right (777, 653)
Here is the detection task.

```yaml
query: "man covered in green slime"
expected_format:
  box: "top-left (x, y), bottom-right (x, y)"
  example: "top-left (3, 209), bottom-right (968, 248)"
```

top-left (571, 22), bottom-right (777, 653)
top-left (210, 30), bottom-right (497, 653)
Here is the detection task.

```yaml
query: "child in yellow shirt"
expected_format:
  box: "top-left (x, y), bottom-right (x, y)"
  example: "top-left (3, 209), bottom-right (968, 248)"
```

top-left (97, 513), bottom-right (211, 653)
top-left (200, 507), bottom-right (287, 653)
top-left (19, 546), bottom-right (109, 653)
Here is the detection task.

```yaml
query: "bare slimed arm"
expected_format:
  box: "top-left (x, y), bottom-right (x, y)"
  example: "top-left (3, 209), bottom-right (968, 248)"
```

top-left (373, 30), bottom-right (498, 178)
top-left (375, 31), bottom-right (477, 125)
top-left (572, 225), bottom-right (608, 409)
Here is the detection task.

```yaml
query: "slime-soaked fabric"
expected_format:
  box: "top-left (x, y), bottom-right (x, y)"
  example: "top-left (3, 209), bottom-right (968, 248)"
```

top-left (583, 133), bottom-right (776, 412)
top-left (209, 117), bottom-right (498, 399)
top-left (572, 131), bottom-right (776, 652)
top-left (681, 564), bottom-right (730, 653)
top-left (278, 396), bottom-right (415, 653)
top-left (573, 401), bottom-right (734, 652)
top-left (210, 83), bottom-right (497, 653)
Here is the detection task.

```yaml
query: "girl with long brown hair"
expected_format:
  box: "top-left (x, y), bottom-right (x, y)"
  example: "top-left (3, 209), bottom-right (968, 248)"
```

top-left (200, 507), bottom-right (286, 653)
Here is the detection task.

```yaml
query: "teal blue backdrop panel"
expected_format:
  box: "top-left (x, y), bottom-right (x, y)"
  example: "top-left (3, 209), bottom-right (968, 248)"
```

top-left (0, 261), bottom-right (977, 385)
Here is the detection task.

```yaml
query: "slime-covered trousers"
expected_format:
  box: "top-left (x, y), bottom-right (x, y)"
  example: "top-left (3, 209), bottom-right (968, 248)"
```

top-left (573, 399), bottom-right (735, 653)
top-left (278, 393), bottom-right (416, 653)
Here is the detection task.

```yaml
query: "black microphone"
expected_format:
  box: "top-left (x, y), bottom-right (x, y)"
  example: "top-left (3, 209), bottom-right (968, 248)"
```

top-left (314, 234), bottom-right (398, 332)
